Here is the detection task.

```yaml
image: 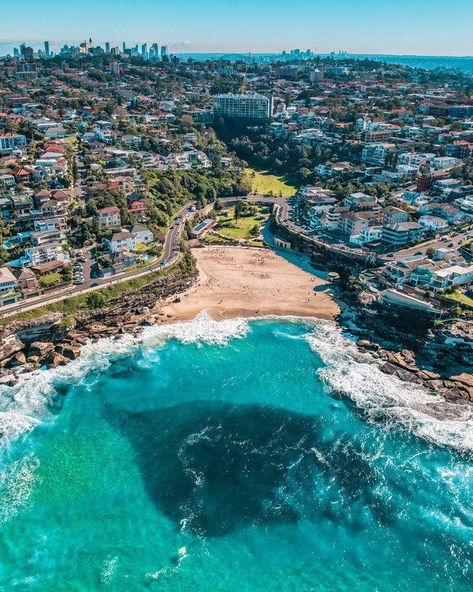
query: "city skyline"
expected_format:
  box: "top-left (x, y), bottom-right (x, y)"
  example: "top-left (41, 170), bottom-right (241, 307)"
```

top-left (1, 0), bottom-right (473, 57)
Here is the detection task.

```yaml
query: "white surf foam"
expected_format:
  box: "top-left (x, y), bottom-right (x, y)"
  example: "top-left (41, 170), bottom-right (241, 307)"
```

top-left (1, 313), bottom-right (470, 456)
top-left (0, 312), bottom-right (250, 451)
top-left (0, 453), bottom-right (39, 524)
top-left (141, 310), bottom-right (250, 346)
top-left (305, 322), bottom-right (473, 452)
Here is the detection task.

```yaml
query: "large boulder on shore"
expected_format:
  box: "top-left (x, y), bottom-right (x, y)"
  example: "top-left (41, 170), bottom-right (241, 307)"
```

top-left (28, 341), bottom-right (55, 357)
top-left (380, 362), bottom-right (422, 383)
top-left (0, 335), bottom-right (25, 366)
top-left (47, 351), bottom-right (69, 368)
top-left (448, 374), bottom-right (473, 401)
top-left (5, 351), bottom-right (27, 368)
top-left (55, 343), bottom-right (81, 360)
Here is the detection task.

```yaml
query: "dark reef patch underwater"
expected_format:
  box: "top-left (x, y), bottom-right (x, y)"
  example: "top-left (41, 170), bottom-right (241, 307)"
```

top-left (0, 317), bottom-right (472, 591)
top-left (110, 401), bottom-right (383, 537)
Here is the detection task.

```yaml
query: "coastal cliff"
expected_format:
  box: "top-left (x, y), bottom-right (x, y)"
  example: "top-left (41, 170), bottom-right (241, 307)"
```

top-left (0, 264), bottom-right (198, 384)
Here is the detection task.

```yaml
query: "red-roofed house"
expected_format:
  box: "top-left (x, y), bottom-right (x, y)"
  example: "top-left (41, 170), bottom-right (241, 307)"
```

top-left (127, 200), bottom-right (149, 220)
top-left (15, 168), bottom-right (31, 183)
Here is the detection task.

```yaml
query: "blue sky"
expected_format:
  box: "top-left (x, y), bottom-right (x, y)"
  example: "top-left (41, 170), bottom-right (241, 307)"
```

top-left (1, 0), bottom-right (472, 56)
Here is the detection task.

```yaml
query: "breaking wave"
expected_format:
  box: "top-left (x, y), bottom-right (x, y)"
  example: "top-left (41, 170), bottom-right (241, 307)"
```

top-left (0, 454), bottom-right (39, 524)
top-left (0, 312), bottom-right (250, 451)
top-left (305, 322), bottom-right (473, 452)
top-left (0, 312), bottom-right (471, 457)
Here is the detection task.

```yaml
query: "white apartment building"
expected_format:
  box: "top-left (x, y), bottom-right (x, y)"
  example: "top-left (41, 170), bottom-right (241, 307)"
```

top-left (430, 265), bottom-right (473, 290)
top-left (108, 225), bottom-right (153, 253)
top-left (418, 215), bottom-right (449, 232)
top-left (361, 143), bottom-right (395, 166)
top-left (0, 134), bottom-right (27, 155)
top-left (0, 266), bottom-right (18, 294)
top-left (398, 152), bottom-right (435, 169)
top-left (431, 156), bottom-right (461, 170)
top-left (213, 93), bottom-right (272, 120)
top-left (24, 242), bottom-right (69, 266)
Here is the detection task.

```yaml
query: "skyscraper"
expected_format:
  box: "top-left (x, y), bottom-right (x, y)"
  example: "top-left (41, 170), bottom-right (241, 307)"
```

top-left (150, 43), bottom-right (159, 60)
top-left (21, 45), bottom-right (34, 61)
top-left (44, 41), bottom-right (50, 57)
top-left (122, 42), bottom-right (126, 53)
top-left (105, 42), bottom-right (110, 53)
top-left (160, 46), bottom-right (168, 59)
top-left (141, 43), bottom-right (148, 59)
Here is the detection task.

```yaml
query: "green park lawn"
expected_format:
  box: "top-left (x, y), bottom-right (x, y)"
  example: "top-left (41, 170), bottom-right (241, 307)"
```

top-left (214, 207), bottom-right (269, 241)
top-left (243, 168), bottom-right (296, 197)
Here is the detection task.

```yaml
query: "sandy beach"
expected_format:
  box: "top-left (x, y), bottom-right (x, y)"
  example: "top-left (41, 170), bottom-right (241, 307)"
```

top-left (161, 246), bottom-right (339, 321)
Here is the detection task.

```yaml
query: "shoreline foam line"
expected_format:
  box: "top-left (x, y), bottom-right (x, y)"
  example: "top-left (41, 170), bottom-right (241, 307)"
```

top-left (0, 312), bottom-right (471, 454)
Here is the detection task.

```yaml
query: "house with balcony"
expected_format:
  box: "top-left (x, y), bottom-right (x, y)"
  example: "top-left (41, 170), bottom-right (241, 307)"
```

top-left (0, 172), bottom-right (15, 188)
top-left (108, 225), bottom-right (153, 253)
top-left (429, 265), bottom-right (473, 291)
top-left (381, 222), bottom-right (425, 248)
top-left (0, 266), bottom-right (20, 307)
top-left (361, 143), bottom-right (396, 166)
top-left (0, 133), bottom-right (27, 155)
top-left (382, 206), bottom-right (409, 225)
top-left (418, 215), bottom-right (449, 232)
top-left (24, 242), bottom-right (69, 266)
top-left (96, 206), bottom-right (121, 229)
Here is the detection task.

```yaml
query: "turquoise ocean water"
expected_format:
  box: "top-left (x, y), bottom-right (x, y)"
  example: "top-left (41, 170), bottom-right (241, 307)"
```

top-left (0, 315), bottom-right (472, 591)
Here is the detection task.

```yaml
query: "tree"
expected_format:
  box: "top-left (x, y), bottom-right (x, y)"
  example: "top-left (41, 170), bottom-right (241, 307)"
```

top-left (234, 203), bottom-right (243, 221)
top-left (86, 291), bottom-right (107, 309)
top-left (72, 157), bottom-right (78, 185)
top-left (60, 265), bottom-right (73, 283)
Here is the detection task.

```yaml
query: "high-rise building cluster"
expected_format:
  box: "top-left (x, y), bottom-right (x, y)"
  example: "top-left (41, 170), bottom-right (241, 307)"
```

top-left (9, 40), bottom-right (170, 61)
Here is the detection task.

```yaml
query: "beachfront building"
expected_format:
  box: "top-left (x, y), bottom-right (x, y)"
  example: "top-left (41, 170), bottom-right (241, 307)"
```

top-left (429, 265), bottom-right (473, 291)
top-left (24, 242), bottom-right (69, 266)
top-left (108, 225), bottom-right (153, 253)
top-left (0, 266), bottom-right (21, 306)
top-left (381, 222), bottom-right (425, 248)
top-left (418, 215), bottom-right (449, 232)
top-left (191, 219), bottom-right (216, 238)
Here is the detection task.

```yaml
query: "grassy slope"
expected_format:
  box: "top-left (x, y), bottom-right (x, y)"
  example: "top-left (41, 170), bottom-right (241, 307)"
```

top-left (445, 290), bottom-right (473, 308)
top-left (243, 167), bottom-right (296, 197)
